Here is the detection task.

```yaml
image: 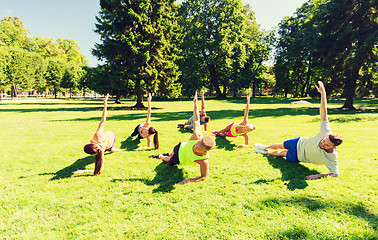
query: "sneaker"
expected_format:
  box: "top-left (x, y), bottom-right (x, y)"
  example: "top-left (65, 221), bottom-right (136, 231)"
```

top-left (255, 148), bottom-right (267, 154)
top-left (212, 130), bottom-right (220, 136)
top-left (254, 143), bottom-right (267, 150)
top-left (162, 152), bottom-right (169, 156)
top-left (177, 124), bottom-right (184, 128)
top-left (149, 154), bottom-right (160, 159)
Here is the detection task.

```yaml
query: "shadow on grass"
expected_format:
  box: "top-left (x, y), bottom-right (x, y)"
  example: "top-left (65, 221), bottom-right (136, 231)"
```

top-left (255, 155), bottom-right (319, 190)
top-left (121, 137), bottom-right (141, 151)
top-left (258, 196), bottom-right (378, 237)
top-left (178, 127), bottom-right (193, 134)
top-left (111, 162), bottom-right (184, 193)
top-left (215, 136), bottom-right (237, 151)
top-left (42, 107), bottom-right (377, 126)
top-left (49, 156), bottom-right (94, 180)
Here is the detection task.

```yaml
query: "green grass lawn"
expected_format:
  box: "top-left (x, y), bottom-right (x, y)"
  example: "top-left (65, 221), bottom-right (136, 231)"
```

top-left (0, 97), bottom-right (377, 239)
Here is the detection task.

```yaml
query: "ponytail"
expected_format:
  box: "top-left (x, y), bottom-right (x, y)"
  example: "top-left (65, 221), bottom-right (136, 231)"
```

top-left (148, 127), bottom-right (159, 149)
top-left (94, 149), bottom-right (104, 176)
top-left (153, 130), bottom-right (159, 149)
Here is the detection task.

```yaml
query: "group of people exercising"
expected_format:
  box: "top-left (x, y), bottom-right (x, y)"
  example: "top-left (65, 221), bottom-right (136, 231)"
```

top-left (74, 81), bottom-right (343, 184)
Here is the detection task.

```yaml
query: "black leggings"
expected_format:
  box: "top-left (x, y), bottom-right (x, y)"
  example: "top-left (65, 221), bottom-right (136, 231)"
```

top-left (131, 125), bottom-right (143, 139)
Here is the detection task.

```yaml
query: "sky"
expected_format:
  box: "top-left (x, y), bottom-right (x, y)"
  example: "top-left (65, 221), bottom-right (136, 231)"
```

top-left (0, 0), bottom-right (307, 67)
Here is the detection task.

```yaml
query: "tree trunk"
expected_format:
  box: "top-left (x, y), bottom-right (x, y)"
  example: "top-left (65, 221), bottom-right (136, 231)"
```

top-left (252, 78), bottom-right (256, 97)
top-left (207, 63), bottom-right (223, 97)
top-left (83, 88), bottom-right (86, 98)
top-left (301, 66), bottom-right (311, 97)
top-left (115, 94), bottom-right (121, 104)
top-left (341, 71), bottom-right (358, 110)
top-left (133, 80), bottom-right (145, 108)
top-left (12, 84), bottom-right (18, 99)
top-left (54, 85), bottom-right (57, 99)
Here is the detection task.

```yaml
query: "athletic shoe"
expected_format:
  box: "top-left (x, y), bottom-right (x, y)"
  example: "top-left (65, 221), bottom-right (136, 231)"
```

top-left (254, 143), bottom-right (267, 150)
top-left (255, 148), bottom-right (267, 154)
top-left (149, 154), bottom-right (160, 159)
top-left (177, 124), bottom-right (184, 128)
top-left (162, 152), bottom-right (169, 156)
top-left (212, 130), bottom-right (220, 136)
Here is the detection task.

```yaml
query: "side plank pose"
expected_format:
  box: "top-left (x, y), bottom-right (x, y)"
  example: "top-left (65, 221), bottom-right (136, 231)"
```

top-left (150, 91), bottom-right (215, 185)
top-left (130, 93), bottom-right (159, 150)
top-left (254, 81), bottom-right (343, 180)
top-left (212, 93), bottom-right (256, 149)
top-left (73, 94), bottom-right (120, 176)
top-left (177, 90), bottom-right (210, 131)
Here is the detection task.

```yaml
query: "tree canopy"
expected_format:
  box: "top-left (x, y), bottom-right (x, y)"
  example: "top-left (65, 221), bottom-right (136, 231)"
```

top-left (92, 0), bottom-right (181, 106)
top-left (0, 17), bottom-right (88, 99)
top-left (274, 0), bottom-right (377, 109)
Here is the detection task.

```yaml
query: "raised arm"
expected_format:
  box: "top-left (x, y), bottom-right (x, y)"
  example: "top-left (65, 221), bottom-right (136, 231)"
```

top-left (316, 81), bottom-right (328, 121)
top-left (145, 93), bottom-right (152, 125)
top-left (200, 90), bottom-right (206, 115)
top-left (95, 93), bottom-right (109, 135)
top-left (190, 91), bottom-right (203, 140)
top-left (241, 93), bottom-right (251, 125)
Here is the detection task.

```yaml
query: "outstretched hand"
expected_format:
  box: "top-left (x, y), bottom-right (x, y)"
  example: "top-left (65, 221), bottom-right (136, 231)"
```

top-left (315, 81), bottom-right (326, 94)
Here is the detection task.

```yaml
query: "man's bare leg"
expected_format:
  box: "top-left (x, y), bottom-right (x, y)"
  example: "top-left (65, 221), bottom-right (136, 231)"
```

top-left (267, 149), bottom-right (288, 157)
top-left (266, 143), bottom-right (285, 150)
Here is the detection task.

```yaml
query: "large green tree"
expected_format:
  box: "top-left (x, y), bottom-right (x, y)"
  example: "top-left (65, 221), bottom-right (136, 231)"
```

top-left (93, 0), bottom-right (181, 107)
top-left (178, 0), bottom-right (247, 97)
top-left (0, 17), bottom-right (36, 98)
top-left (274, 0), bottom-right (377, 109)
top-left (57, 39), bottom-right (87, 97)
top-left (310, 0), bottom-right (377, 109)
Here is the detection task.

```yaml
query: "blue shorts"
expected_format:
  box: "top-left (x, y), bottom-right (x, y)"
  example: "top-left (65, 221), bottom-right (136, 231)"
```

top-left (283, 137), bottom-right (300, 162)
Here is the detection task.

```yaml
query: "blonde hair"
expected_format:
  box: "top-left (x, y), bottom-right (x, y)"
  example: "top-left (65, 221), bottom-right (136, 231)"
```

top-left (245, 124), bottom-right (256, 132)
top-left (200, 136), bottom-right (215, 151)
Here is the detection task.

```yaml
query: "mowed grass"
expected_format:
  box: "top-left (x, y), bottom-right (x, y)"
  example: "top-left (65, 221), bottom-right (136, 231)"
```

top-left (0, 97), bottom-right (377, 239)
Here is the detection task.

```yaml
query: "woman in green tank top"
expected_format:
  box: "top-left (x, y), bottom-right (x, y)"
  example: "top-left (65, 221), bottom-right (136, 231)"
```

top-left (149, 92), bottom-right (215, 185)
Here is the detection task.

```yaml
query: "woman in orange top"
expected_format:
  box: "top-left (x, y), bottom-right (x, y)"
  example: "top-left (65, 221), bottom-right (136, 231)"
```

top-left (73, 94), bottom-right (120, 176)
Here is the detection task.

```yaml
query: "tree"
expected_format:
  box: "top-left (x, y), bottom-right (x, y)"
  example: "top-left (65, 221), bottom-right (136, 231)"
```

top-left (273, 1), bottom-right (321, 98)
top-left (0, 17), bottom-right (29, 49)
top-left (228, 4), bottom-right (266, 97)
top-left (178, 0), bottom-right (248, 97)
top-left (274, 0), bottom-right (377, 109)
top-left (93, 0), bottom-right (181, 107)
top-left (310, 0), bottom-right (378, 109)
top-left (44, 57), bottom-right (66, 98)
top-left (57, 39), bottom-right (87, 97)
top-left (4, 47), bottom-right (36, 98)
top-left (0, 17), bottom-right (36, 98)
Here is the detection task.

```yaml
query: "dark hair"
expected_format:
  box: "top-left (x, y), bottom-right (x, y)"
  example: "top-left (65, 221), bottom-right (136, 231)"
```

top-left (148, 127), bottom-right (159, 149)
top-left (204, 116), bottom-right (211, 123)
top-left (94, 148), bottom-right (104, 176)
top-left (329, 133), bottom-right (343, 146)
top-left (84, 144), bottom-right (103, 176)
top-left (84, 144), bottom-right (97, 155)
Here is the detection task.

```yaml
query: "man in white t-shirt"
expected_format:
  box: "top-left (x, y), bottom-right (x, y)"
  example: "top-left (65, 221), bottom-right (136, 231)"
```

top-left (254, 81), bottom-right (343, 180)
